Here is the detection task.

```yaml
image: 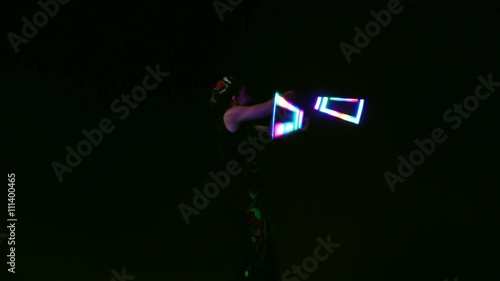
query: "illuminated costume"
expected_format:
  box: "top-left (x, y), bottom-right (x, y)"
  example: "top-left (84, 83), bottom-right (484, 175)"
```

top-left (209, 77), bottom-right (277, 280)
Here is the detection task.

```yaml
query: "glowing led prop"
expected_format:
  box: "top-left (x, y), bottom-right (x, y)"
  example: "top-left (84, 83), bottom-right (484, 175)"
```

top-left (271, 92), bottom-right (304, 139)
top-left (314, 96), bottom-right (365, 124)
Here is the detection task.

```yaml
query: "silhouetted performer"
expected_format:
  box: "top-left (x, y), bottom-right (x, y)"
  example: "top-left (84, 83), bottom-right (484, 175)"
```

top-left (209, 76), bottom-right (293, 280)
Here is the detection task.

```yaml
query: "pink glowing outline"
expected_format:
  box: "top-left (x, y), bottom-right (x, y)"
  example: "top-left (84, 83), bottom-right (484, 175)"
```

top-left (298, 110), bottom-right (304, 129)
top-left (271, 92), bottom-right (304, 139)
top-left (315, 96), bottom-right (365, 124)
top-left (274, 123), bottom-right (285, 137)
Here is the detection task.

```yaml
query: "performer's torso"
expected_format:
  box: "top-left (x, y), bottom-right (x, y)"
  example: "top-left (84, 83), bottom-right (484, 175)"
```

top-left (215, 115), bottom-right (256, 171)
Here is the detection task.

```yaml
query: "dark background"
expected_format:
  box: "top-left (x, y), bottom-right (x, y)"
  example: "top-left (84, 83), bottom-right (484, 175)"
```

top-left (2, 0), bottom-right (499, 280)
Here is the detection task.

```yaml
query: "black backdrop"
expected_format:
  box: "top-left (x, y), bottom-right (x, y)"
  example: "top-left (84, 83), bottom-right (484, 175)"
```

top-left (2, 0), bottom-right (499, 280)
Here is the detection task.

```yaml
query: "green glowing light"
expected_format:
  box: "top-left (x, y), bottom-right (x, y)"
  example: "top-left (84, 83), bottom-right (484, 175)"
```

top-left (253, 208), bottom-right (261, 220)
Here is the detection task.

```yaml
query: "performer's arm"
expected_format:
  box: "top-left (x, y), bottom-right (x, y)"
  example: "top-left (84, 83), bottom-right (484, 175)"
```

top-left (224, 91), bottom-right (297, 132)
top-left (225, 90), bottom-right (295, 124)
top-left (224, 98), bottom-right (275, 124)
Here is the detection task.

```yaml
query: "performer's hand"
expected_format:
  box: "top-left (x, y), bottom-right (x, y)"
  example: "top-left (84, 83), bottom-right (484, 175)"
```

top-left (282, 90), bottom-right (295, 100)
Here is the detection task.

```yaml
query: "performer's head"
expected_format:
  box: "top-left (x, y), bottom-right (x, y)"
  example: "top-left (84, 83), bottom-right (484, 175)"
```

top-left (209, 76), bottom-right (251, 114)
